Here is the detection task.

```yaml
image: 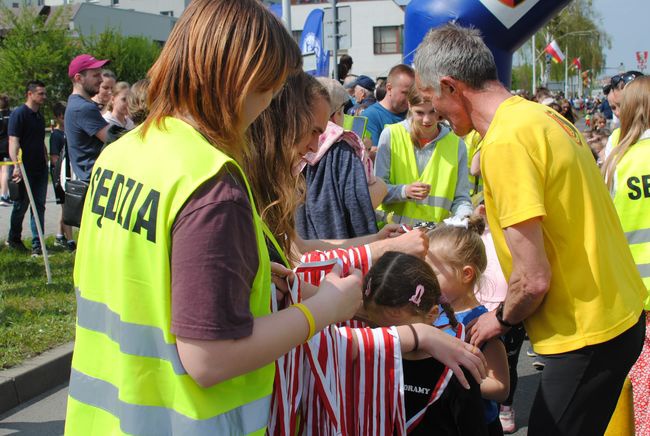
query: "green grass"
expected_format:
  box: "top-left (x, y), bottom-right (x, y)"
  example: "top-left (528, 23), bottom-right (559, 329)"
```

top-left (0, 236), bottom-right (76, 369)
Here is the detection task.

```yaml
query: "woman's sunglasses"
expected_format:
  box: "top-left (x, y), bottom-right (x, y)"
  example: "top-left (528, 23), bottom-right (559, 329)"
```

top-left (603, 72), bottom-right (642, 95)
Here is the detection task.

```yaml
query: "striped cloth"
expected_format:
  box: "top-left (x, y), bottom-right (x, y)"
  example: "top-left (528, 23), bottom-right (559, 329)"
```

top-left (268, 257), bottom-right (462, 435)
top-left (298, 245), bottom-right (372, 287)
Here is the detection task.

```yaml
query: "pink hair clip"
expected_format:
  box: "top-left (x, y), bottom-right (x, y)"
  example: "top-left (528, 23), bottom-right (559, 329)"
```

top-left (409, 284), bottom-right (424, 306)
top-left (364, 278), bottom-right (372, 297)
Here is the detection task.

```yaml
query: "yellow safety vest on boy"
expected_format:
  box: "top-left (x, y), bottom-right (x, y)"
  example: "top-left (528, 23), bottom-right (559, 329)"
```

top-left (378, 123), bottom-right (459, 225)
top-left (613, 137), bottom-right (650, 309)
top-left (463, 130), bottom-right (484, 198)
top-left (65, 118), bottom-right (274, 435)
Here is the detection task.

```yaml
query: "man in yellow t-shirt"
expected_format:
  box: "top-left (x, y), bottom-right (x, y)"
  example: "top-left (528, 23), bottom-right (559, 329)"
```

top-left (414, 24), bottom-right (645, 436)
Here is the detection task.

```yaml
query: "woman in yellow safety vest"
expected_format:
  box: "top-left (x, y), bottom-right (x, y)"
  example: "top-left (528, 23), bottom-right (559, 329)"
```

top-left (64, 2), bottom-right (366, 435)
top-left (602, 76), bottom-right (650, 436)
top-left (65, 2), bottom-right (486, 435)
top-left (374, 85), bottom-right (473, 226)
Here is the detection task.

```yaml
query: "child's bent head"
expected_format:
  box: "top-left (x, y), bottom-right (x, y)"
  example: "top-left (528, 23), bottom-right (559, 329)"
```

top-left (426, 215), bottom-right (487, 288)
top-left (362, 252), bottom-right (457, 327)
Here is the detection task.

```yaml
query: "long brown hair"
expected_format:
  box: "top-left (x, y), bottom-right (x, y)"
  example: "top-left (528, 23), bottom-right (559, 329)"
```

top-left (602, 76), bottom-right (650, 189)
top-left (246, 72), bottom-right (330, 259)
top-left (142, 0), bottom-right (302, 163)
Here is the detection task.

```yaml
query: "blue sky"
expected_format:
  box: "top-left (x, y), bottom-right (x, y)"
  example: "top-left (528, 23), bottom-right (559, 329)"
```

top-left (593, 0), bottom-right (648, 73)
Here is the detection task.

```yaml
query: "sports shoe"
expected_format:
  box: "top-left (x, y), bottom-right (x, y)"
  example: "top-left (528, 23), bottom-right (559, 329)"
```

top-left (532, 358), bottom-right (546, 371)
top-left (526, 346), bottom-right (537, 357)
top-left (0, 198), bottom-right (11, 207)
top-left (66, 240), bottom-right (77, 252)
top-left (499, 405), bottom-right (516, 434)
top-left (5, 239), bottom-right (28, 252)
top-left (31, 246), bottom-right (42, 257)
top-left (54, 235), bottom-right (67, 248)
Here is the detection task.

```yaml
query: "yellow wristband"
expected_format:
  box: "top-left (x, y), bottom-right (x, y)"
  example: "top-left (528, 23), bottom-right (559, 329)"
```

top-left (292, 303), bottom-right (316, 342)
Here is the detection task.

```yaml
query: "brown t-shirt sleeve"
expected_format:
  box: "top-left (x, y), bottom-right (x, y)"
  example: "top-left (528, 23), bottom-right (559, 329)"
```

top-left (170, 166), bottom-right (259, 340)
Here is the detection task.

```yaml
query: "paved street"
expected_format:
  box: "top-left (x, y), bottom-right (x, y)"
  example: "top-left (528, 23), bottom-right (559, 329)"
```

top-left (0, 345), bottom-right (543, 435)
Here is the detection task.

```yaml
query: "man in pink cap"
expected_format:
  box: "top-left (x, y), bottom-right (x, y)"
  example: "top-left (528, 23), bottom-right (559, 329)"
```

top-left (64, 54), bottom-right (111, 182)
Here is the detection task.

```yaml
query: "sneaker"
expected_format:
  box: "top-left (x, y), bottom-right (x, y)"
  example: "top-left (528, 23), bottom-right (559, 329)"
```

top-left (5, 239), bottom-right (28, 252)
top-left (31, 246), bottom-right (42, 257)
top-left (54, 235), bottom-right (67, 248)
top-left (526, 346), bottom-right (537, 357)
top-left (66, 240), bottom-right (77, 252)
top-left (0, 195), bottom-right (12, 206)
top-left (532, 358), bottom-right (546, 371)
top-left (499, 405), bottom-right (516, 434)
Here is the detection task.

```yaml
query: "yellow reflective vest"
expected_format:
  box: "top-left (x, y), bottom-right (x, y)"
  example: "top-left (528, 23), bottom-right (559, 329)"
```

top-left (378, 123), bottom-right (459, 225)
top-left (613, 137), bottom-right (650, 309)
top-left (611, 127), bottom-right (621, 147)
top-left (464, 129), bottom-right (483, 197)
top-left (65, 118), bottom-right (274, 435)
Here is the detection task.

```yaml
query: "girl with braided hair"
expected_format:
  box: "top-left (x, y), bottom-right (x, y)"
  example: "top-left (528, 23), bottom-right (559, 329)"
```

top-left (362, 251), bottom-right (488, 435)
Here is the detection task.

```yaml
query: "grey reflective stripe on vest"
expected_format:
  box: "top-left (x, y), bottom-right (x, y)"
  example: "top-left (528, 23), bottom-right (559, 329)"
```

top-left (69, 369), bottom-right (271, 435)
top-left (75, 288), bottom-right (187, 375)
top-left (390, 214), bottom-right (425, 226)
top-left (417, 195), bottom-right (453, 211)
top-left (638, 263), bottom-right (650, 279)
top-left (626, 228), bottom-right (650, 245)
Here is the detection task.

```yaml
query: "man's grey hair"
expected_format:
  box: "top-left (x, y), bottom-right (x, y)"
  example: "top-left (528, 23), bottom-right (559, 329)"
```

top-left (414, 23), bottom-right (498, 92)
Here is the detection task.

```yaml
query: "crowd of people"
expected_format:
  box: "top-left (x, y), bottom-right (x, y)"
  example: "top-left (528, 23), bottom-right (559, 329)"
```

top-left (0, 57), bottom-right (149, 255)
top-left (0, 0), bottom-right (648, 435)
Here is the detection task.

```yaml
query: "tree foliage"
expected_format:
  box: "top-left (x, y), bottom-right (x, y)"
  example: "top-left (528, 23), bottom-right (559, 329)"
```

top-left (0, 5), bottom-right (76, 107)
top-left (79, 29), bottom-right (161, 85)
top-left (0, 6), bottom-right (161, 113)
top-left (513, 0), bottom-right (611, 88)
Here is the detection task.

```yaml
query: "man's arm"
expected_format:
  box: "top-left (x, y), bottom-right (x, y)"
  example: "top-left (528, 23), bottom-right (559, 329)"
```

top-left (95, 124), bottom-right (109, 144)
top-left (468, 217), bottom-right (551, 347)
top-left (8, 136), bottom-right (21, 181)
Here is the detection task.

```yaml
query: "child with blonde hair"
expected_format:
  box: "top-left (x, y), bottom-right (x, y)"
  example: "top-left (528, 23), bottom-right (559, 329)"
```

top-left (427, 216), bottom-right (510, 435)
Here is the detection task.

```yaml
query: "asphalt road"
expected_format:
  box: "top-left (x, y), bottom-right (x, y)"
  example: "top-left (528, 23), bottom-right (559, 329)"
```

top-left (0, 344), bottom-right (543, 436)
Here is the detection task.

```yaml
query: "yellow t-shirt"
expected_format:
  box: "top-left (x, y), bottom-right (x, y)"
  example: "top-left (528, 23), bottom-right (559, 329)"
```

top-left (481, 96), bottom-right (645, 355)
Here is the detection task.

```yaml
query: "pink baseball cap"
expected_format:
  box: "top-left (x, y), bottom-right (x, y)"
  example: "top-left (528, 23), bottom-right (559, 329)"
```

top-left (68, 54), bottom-right (110, 78)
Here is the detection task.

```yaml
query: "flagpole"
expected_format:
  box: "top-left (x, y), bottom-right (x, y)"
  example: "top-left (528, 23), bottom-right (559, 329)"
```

top-left (564, 45), bottom-right (568, 97)
top-left (531, 34), bottom-right (536, 95)
top-left (282, 0), bottom-right (291, 31)
top-left (331, 0), bottom-right (339, 80)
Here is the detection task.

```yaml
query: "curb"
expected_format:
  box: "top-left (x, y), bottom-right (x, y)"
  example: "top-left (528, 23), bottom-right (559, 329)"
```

top-left (0, 342), bottom-right (73, 415)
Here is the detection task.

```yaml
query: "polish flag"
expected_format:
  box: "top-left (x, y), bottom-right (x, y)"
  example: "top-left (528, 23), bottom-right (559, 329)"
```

top-left (571, 57), bottom-right (582, 70)
top-left (545, 40), bottom-right (565, 63)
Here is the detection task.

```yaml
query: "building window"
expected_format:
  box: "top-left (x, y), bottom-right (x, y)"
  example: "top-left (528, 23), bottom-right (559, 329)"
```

top-left (373, 26), bottom-right (403, 55)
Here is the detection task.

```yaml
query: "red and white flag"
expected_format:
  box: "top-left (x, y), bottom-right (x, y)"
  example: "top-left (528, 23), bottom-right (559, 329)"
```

top-left (545, 40), bottom-right (565, 64)
top-left (636, 51), bottom-right (648, 71)
top-left (570, 57), bottom-right (582, 70)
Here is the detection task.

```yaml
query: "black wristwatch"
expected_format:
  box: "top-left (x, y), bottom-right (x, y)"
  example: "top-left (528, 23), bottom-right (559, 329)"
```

top-left (495, 302), bottom-right (515, 328)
